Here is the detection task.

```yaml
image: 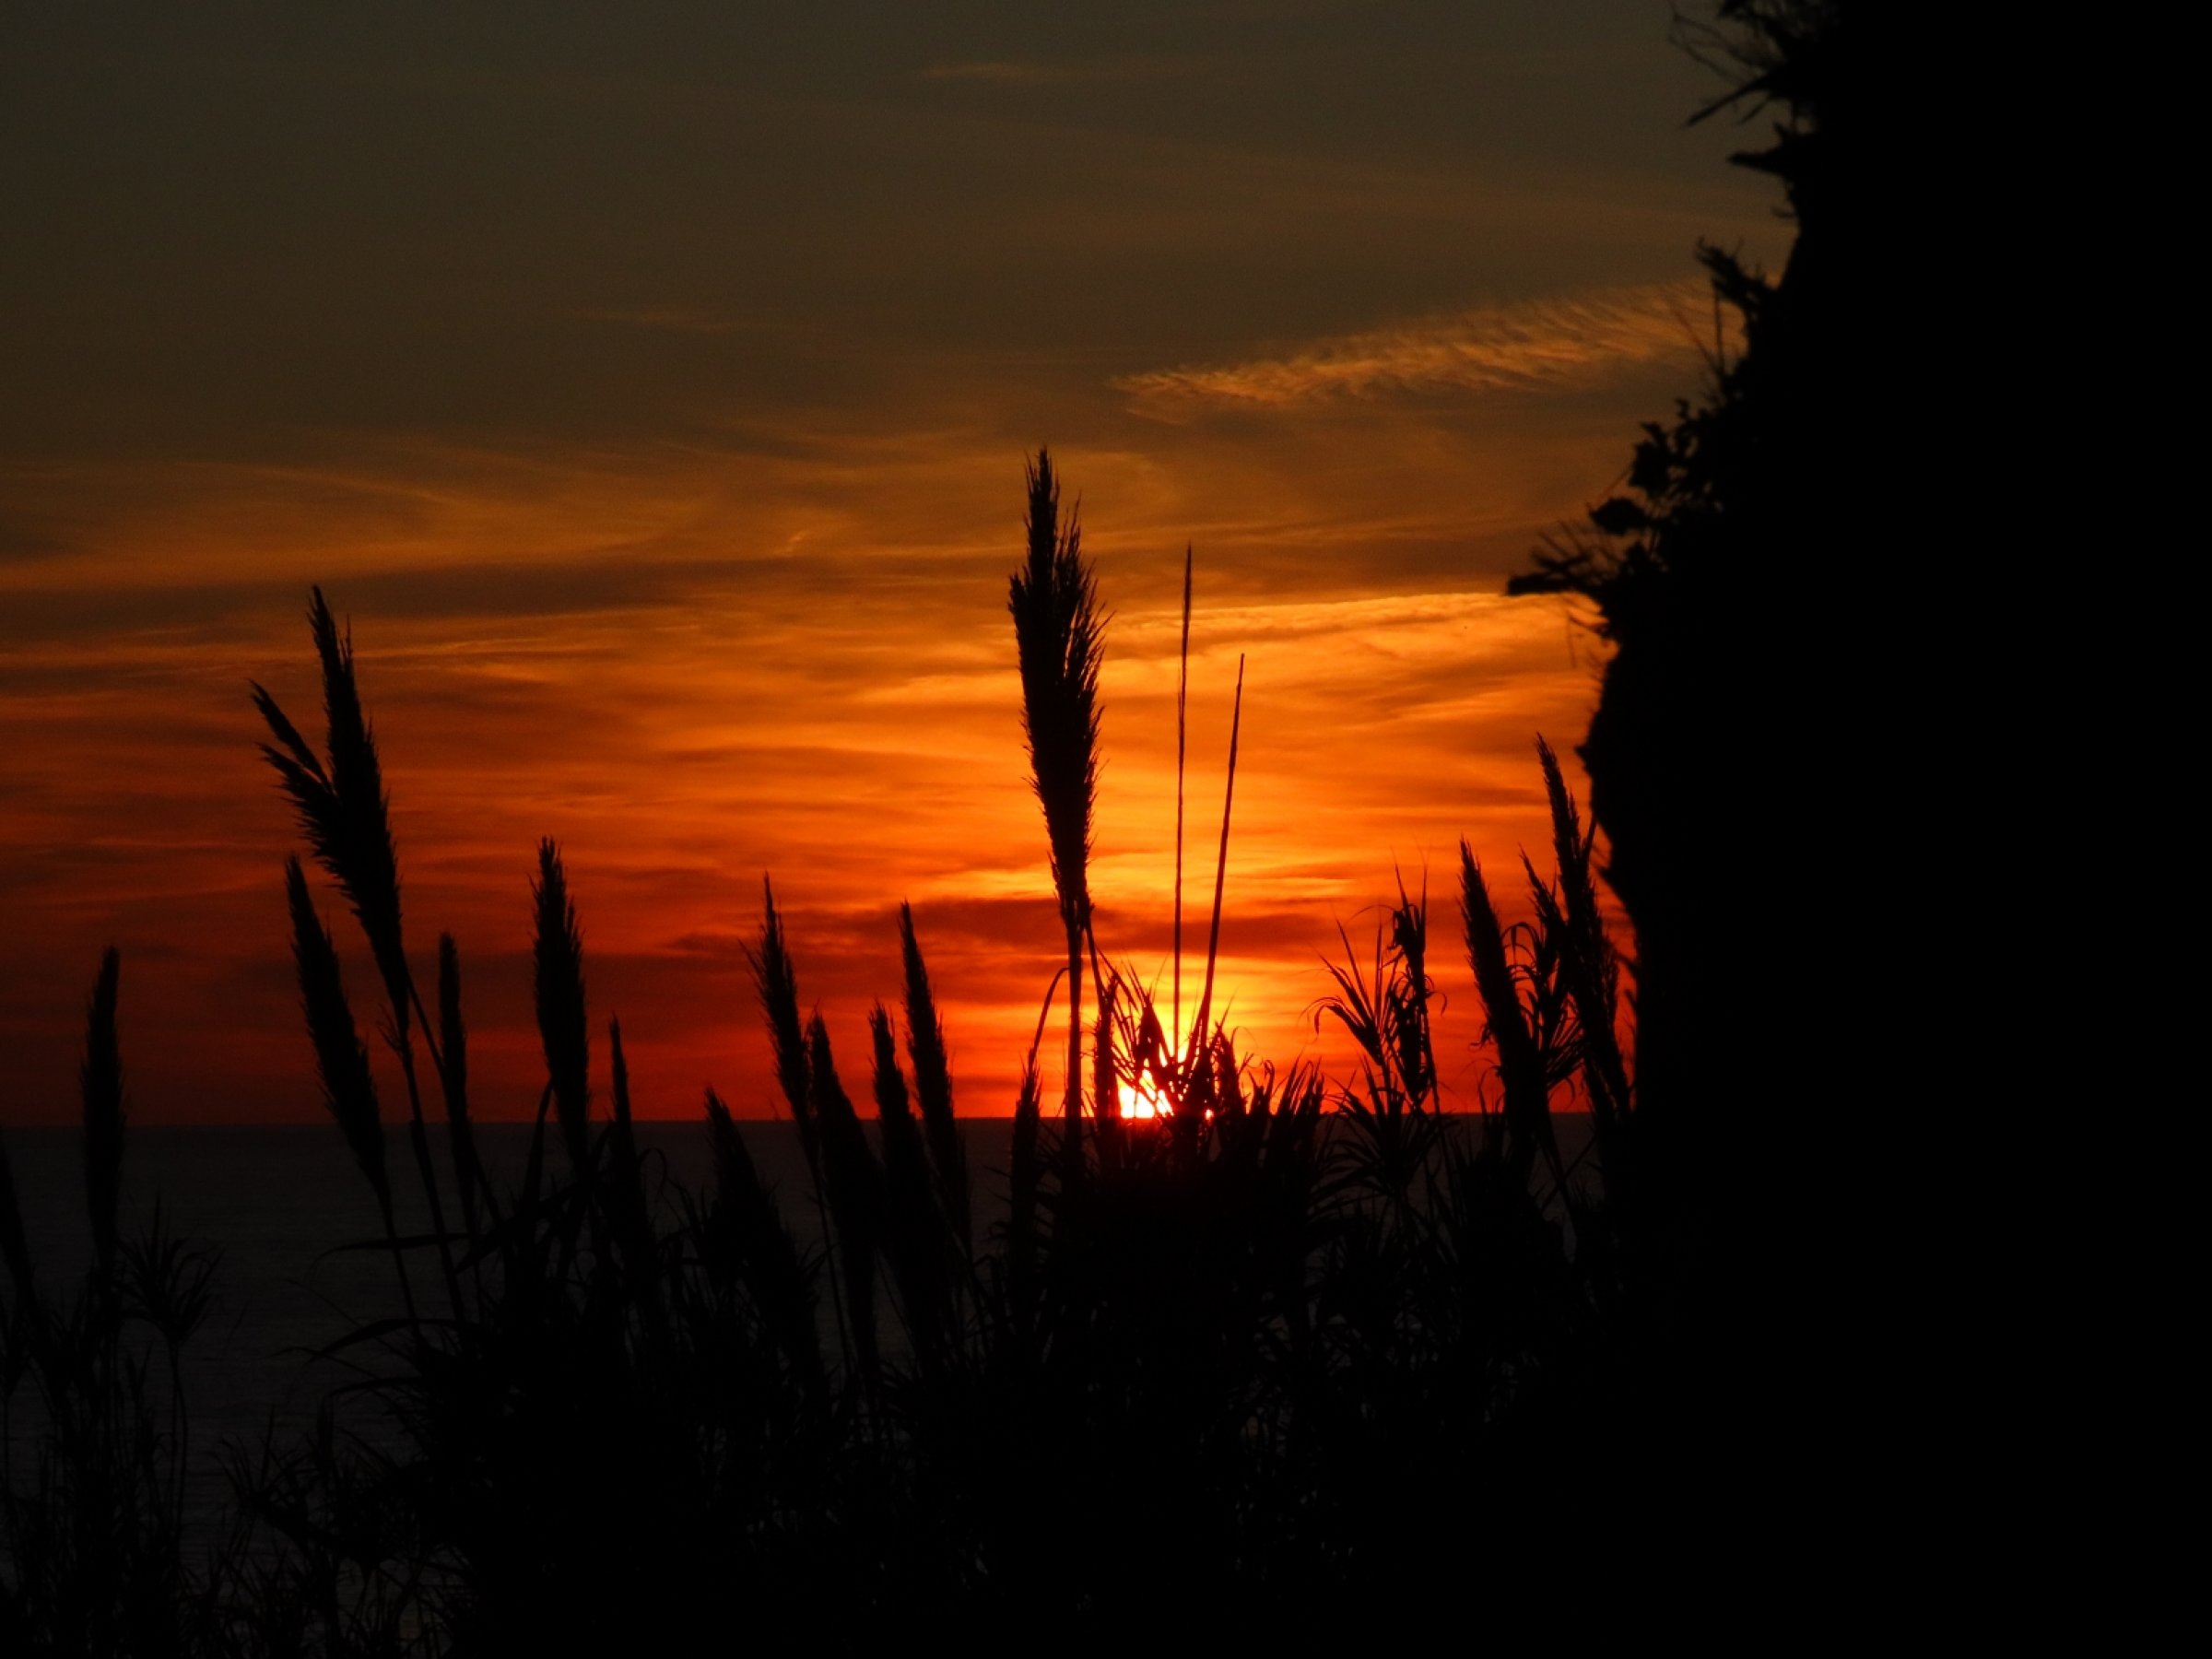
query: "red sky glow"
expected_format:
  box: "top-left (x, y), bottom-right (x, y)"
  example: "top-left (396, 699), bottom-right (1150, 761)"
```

top-left (0, 5), bottom-right (1784, 1124)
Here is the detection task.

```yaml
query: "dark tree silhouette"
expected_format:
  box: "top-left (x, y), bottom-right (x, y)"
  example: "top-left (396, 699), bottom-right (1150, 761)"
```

top-left (1509, 0), bottom-right (1902, 1568)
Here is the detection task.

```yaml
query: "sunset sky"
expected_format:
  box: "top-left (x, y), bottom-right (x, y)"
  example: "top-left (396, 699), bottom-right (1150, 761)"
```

top-left (0, 4), bottom-right (1785, 1124)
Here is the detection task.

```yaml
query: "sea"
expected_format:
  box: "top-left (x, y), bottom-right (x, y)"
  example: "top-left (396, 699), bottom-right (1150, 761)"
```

top-left (0, 1120), bottom-right (914, 1536)
top-left (2, 1112), bottom-right (1586, 1541)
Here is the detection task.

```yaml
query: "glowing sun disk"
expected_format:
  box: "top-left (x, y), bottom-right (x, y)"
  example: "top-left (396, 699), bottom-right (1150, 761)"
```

top-left (1116, 1079), bottom-right (1166, 1120)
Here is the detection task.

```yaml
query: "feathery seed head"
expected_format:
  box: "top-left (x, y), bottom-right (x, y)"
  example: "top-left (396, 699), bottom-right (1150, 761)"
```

top-left (749, 878), bottom-right (812, 1125)
top-left (899, 903), bottom-right (970, 1249)
top-left (532, 838), bottom-right (591, 1169)
top-left (286, 856), bottom-right (389, 1200)
top-left (1009, 450), bottom-right (1102, 937)
top-left (868, 1005), bottom-right (913, 1126)
top-left (253, 588), bottom-right (410, 1030)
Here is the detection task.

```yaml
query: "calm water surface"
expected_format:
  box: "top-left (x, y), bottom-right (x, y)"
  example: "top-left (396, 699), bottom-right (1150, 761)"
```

top-left (5, 1113), bottom-right (1583, 1532)
top-left (3, 1121), bottom-right (1015, 1530)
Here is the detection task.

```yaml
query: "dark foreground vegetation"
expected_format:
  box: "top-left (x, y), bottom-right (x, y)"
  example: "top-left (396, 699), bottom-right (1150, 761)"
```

top-left (4, 484), bottom-right (1635, 1649)
top-left (6, 4), bottom-right (1874, 1647)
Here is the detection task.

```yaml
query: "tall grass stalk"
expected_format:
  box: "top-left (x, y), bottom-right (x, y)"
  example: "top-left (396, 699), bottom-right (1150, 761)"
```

top-left (1459, 841), bottom-right (1560, 1187)
top-left (254, 590), bottom-right (461, 1318)
top-left (1189, 654), bottom-right (1245, 1066)
top-left (702, 1088), bottom-right (822, 1397)
top-left (1174, 545), bottom-right (1193, 1045)
top-left (608, 1019), bottom-right (663, 1327)
top-left (869, 1005), bottom-right (949, 1366)
top-left (531, 840), bottom-right (592, 1179)
top-left (80, 948), bottom-right (124, 1288)
top-left (533, 839), bottom-right (606, 1288)
top-left (807, 1017), bottom-right (885, 1395)
top-left (1004, 970), bottom-right (1062, 1332)
top-left (251, 591), bottom-right (407, 1025)
top-left (1093, 973), bottom-right (1120, 1141)
top-left (900, 902), bottom-right (969, 1255)
top-left (748, 882), bottom-right (851, 1367)
top-left (1009, 449), bottom-right (1102, 1158)
top-left (285, 855), bottom-right (415, 1329)
top-left (435, 932), bottom-right (488, 1236)
top-left (1535, 735), bottom-right (1633, 1139)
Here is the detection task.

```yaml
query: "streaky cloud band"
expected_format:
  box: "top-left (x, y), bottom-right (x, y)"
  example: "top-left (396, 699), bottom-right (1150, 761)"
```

top-left (1116, 280), bottom-right (1732, 415)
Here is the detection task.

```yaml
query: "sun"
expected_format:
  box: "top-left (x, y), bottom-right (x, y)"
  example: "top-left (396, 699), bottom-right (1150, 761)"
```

top-left (1115, 1077), bottom-right (1167, 1120)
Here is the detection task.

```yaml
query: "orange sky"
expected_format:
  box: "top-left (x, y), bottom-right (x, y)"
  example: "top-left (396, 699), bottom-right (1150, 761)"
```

top-left (0, 6), bottom-right (1784, 1124)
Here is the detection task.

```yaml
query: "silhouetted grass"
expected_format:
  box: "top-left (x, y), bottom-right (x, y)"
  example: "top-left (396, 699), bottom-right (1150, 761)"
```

top-left (530, 839), bottom-right (591, 1182)
top-left (1009, 449), bottom-right (1101, 1159)
top-left (16, 461), bottom-right (1700, 1648)
top-left (0, 6), bottom-right (1881, 1634)
top-left (7, 458), bottom-right (1665, 1650)
top-left (286, 853), bottom-right (414, 1329)
top-left (898, 902), bottom-right (968, 1257)
top-left (435, 933), bottom-right (486, 1239)
top-left (1, 955), bottom-right (230, 1653)
top-left (258, 589), bottom-right (463, 1322)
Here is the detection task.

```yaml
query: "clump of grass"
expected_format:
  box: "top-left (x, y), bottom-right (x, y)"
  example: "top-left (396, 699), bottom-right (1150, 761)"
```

top-left (1460, 841), bottom-right (1558, 1185)
top-left (1530, 735), bottom-right (1634, 1145)
top-left (12, 460), bottom-right (1657, 1643)
top-left (1316, 876), bottom-right (1446, 1195)
top-left (1, 952), bottom-right (235, 1654)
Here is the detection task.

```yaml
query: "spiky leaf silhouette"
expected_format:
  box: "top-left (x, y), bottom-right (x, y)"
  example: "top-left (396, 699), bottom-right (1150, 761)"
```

top-left (899, 901), bottom-right (968, 1252)
top-left (1010, 449), bottom-right (1102, 1147)
top-left (252, 588), bottom-right (412, 1030)
top-left (748, 879), bottom-right (812, 1138)
top-left (532, 839), bottom-right (591, 1177)
top-left (1009, 450), bottom-right (1101, 944)
top-left (286, 858), bottom-right (387, 1200)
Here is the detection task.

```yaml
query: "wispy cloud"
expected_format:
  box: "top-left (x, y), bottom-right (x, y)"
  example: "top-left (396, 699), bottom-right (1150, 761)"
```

top-left (1117, 281), bottom-right (1727, 415)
